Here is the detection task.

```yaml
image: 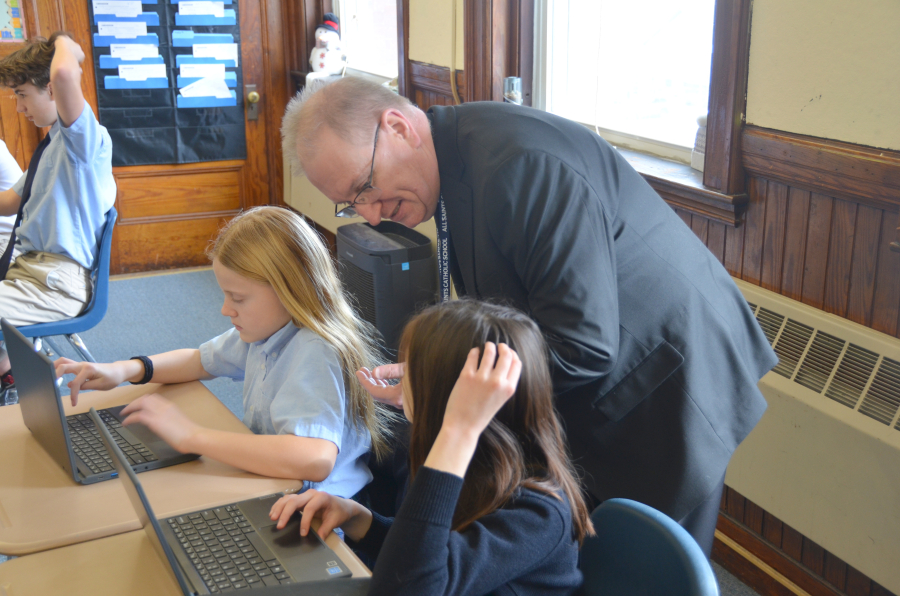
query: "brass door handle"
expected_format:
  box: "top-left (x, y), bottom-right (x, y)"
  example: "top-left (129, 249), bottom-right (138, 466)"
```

top-left (245, 84), bottom-right (260, 120)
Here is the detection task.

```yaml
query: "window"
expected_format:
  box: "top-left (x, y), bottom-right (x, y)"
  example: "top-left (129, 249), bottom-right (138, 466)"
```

top-left (334, 0), bottom-right (399, 79)
top-left (535, 0), bottom-right (716, 161)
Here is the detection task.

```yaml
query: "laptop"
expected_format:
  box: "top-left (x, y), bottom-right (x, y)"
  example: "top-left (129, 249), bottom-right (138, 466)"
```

top-left (2, 318), bottom-right (198, 485)
top-left (90, 408), bottom-right (368, 595)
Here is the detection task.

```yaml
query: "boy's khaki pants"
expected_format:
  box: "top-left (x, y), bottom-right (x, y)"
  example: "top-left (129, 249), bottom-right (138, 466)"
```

top-left (0, 251), bottom-right (92, 327)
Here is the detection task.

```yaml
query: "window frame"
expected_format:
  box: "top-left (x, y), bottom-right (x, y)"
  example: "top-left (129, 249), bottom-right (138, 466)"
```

top-left (462, 0), bottom-right (751, 224)
top-left (331, 0), bottom-right (400, 81)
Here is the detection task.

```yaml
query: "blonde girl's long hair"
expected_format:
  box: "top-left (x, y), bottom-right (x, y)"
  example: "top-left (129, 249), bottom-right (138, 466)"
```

top-left (208, 206), bottom-right (393, 460)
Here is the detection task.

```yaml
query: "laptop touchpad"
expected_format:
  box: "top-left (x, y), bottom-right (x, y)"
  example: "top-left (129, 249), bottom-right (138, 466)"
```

top-left (239, 494), bottom-right (283, 529)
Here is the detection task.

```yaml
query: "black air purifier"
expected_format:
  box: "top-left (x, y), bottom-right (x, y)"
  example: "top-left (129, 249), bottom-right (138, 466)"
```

top-left (337, 221), bottom-right (437, 355)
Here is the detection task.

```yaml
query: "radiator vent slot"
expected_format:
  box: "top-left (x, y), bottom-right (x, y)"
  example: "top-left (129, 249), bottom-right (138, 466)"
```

top-left (825, 344), bottom-right (878, 409)
top-left (794, 331), bottom-right (845, 393)
top-left (338, 258), bottom-right (377, 328)
top-left (756, 307), bottom-right (785, 345)
top-left (859, 357), bottom-right (900, 426)
top-left (772, 319), bottom-right (814, 378)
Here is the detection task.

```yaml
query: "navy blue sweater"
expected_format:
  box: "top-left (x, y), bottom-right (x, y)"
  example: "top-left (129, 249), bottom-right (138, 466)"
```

top-left (350, 467), bottom-right (582, 596)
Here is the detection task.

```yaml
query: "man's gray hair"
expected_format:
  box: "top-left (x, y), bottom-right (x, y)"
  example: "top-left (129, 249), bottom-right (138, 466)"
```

top-left (281, 77), bottom-right (414, 177)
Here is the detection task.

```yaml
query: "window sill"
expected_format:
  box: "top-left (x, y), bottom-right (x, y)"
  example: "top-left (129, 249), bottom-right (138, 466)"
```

top-left (616, 147), bottom-right (748, 227)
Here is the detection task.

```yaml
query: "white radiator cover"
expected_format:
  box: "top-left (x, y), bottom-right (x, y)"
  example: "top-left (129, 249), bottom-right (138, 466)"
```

top-left (728, 279), bottom-right (900, 594)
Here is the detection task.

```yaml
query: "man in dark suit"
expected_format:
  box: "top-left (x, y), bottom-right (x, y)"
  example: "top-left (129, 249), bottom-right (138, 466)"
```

top-left (282, 77), bottom-right (777, 556)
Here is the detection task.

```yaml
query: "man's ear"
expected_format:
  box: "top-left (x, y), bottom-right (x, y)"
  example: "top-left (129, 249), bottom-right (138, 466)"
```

top-left (383, 108), bottom-right (422, 149)
top-left (45, 81), bottom-right (53, 101)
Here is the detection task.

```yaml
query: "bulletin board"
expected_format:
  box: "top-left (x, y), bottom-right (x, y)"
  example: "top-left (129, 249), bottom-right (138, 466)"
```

top-left (0, 0), bottom-right (25, 41)
top-left (88, 0), bottom-right (247, 166)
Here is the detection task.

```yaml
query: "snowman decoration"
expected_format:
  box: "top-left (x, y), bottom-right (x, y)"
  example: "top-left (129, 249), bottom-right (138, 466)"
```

top-left (309, 13), bottom-right (347, 75)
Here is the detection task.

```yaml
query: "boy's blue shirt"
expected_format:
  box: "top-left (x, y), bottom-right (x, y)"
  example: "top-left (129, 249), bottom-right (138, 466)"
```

top-left (11, 102), bottom-right (116, 269)
top-left (200, 322), bottom-right (374, 499)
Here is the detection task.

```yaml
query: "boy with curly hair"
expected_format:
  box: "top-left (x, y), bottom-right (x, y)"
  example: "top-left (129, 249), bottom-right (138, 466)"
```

top-left (0, 33), bottom-right (115, 398)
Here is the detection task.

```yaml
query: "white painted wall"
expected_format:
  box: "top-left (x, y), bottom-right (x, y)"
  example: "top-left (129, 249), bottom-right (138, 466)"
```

top-left (745, 0), bottom-right (900, 150)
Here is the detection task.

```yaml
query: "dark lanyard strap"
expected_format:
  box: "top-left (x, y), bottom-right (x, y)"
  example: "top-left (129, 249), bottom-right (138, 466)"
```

top-left (435, 196), bottom-right (451, 303)
top-left (0, 132), bottom-right (52, 279)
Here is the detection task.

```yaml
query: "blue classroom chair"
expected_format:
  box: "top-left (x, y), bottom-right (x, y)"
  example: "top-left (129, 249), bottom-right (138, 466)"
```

top-left (0, 207), bottom-right (117, 365)
top-left (577, 498), bottom-right (720, 596)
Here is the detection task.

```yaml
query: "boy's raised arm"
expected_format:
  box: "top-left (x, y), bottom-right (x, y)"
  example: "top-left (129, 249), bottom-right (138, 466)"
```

top-left (48, 33), bottom-right (85, 128)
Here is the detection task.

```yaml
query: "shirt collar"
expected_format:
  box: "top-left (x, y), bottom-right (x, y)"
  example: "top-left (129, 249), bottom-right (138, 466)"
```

top-left (255, 321), bottom-right (299, 356)
top-left (426, 105), bottom-right (465, 183)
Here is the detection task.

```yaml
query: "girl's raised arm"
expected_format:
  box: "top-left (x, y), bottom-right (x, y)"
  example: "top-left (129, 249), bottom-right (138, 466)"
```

top-left (422, 342), bottom-right (521, 478)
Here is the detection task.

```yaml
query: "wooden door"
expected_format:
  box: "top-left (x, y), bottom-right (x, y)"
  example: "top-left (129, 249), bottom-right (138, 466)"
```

top-left (47, 0), bottom-right (291, 273)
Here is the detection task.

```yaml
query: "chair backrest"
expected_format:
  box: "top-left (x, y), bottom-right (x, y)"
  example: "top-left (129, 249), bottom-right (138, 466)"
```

top-left (578, 498), bottom-right (719, 596)
top-left (84, 206), bottom-right (117, 319)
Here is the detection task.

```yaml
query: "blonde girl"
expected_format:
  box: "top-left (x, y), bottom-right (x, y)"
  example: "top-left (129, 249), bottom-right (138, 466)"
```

top-left (56, 206), bottom-right (391, 497)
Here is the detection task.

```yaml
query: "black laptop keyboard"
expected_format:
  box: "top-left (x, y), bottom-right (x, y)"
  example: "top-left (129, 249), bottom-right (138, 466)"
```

top-left (168, 505), bottom-right (295, 592)
top-left (66, 411), bottom-right (158, 474)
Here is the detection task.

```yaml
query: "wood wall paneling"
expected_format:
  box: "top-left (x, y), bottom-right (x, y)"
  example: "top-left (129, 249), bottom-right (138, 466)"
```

top-left (801, 193), bottom-right (834, 310)
top-left (707, 220), bottom-right (727, 264)
top-left (760, 180), bottom-right (788, 293)
top-left (780, 187), bottom-right (811, 301)
top-left (740, 176), bottom-right (767, 284)
top-left (871, 210), bottom-right (900, 336)
top-left (742, 126), bottom-right (900, 213)
top-left (715, 487), bottom-right (897, 596)
top-left (409, 61), bottom-right (466, 110)
top-left (822, 199), bottom-right (858, 318)
top-left (846, 205), bottom-right (883, 327)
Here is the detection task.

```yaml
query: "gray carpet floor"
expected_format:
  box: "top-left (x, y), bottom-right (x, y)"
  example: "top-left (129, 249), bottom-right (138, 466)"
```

top-left (1, 268), bottom-right (761, 594)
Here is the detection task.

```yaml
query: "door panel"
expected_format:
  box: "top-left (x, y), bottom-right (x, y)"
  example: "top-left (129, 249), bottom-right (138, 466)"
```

top-left (114, 164), bottom-right (244, 220)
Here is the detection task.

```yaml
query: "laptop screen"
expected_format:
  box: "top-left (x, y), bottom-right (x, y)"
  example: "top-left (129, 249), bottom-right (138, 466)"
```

top-left (1, 318), bottom-right (79, 480)
top-left (90, 407), bottom-right (195, 596)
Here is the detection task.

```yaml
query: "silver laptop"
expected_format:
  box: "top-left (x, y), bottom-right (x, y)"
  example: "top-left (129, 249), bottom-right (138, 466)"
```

top-left (90, 408), bottom-right (365, 594)
top-left (2, 318), bottom-right (198, 484)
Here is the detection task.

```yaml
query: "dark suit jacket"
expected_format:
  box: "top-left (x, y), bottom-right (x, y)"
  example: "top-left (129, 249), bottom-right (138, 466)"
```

top-left (428, 102), bottom-right (777, 520)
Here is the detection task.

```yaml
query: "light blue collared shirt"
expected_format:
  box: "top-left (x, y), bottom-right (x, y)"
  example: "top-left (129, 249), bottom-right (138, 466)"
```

top-left (11, 103), bottom-right (116, 269)
top-left (199, 323), bottom-right (373, 499)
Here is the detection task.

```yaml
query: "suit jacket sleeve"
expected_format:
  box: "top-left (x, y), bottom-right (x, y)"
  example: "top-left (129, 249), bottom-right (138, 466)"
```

top-left (483, 151), bottom-right (619, 394)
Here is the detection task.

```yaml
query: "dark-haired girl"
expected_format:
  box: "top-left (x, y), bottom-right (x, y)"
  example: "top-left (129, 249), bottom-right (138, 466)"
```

top-left (270, 300), bottom-right (594, 595)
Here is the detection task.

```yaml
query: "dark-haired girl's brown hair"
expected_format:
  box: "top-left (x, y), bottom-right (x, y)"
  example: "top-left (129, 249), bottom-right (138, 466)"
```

top-left (400, 300), bottom-right (595, 544)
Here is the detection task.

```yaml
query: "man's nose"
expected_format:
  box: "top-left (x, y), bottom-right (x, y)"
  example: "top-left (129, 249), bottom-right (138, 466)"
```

top-left (355, 202), bottom-right (382, 226)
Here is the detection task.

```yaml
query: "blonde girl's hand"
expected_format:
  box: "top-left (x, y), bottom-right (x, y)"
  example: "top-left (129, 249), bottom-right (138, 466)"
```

top-left (443, 342), bottom-right (522, 437)
top-left (54, 357), bottom-right (132, 406)
top-left (356, 364), bottom-right (405, 408)
top-left (120, 393), bottom-right (200, 453)
top-left (269, 490), bottom-right (372, 542)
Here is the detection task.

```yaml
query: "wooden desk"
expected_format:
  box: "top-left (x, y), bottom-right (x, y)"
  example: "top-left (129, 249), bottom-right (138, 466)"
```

top-left (0, 381), bottom-right (303, 556)
top-left (0, 523), bottom-right (370, 595)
